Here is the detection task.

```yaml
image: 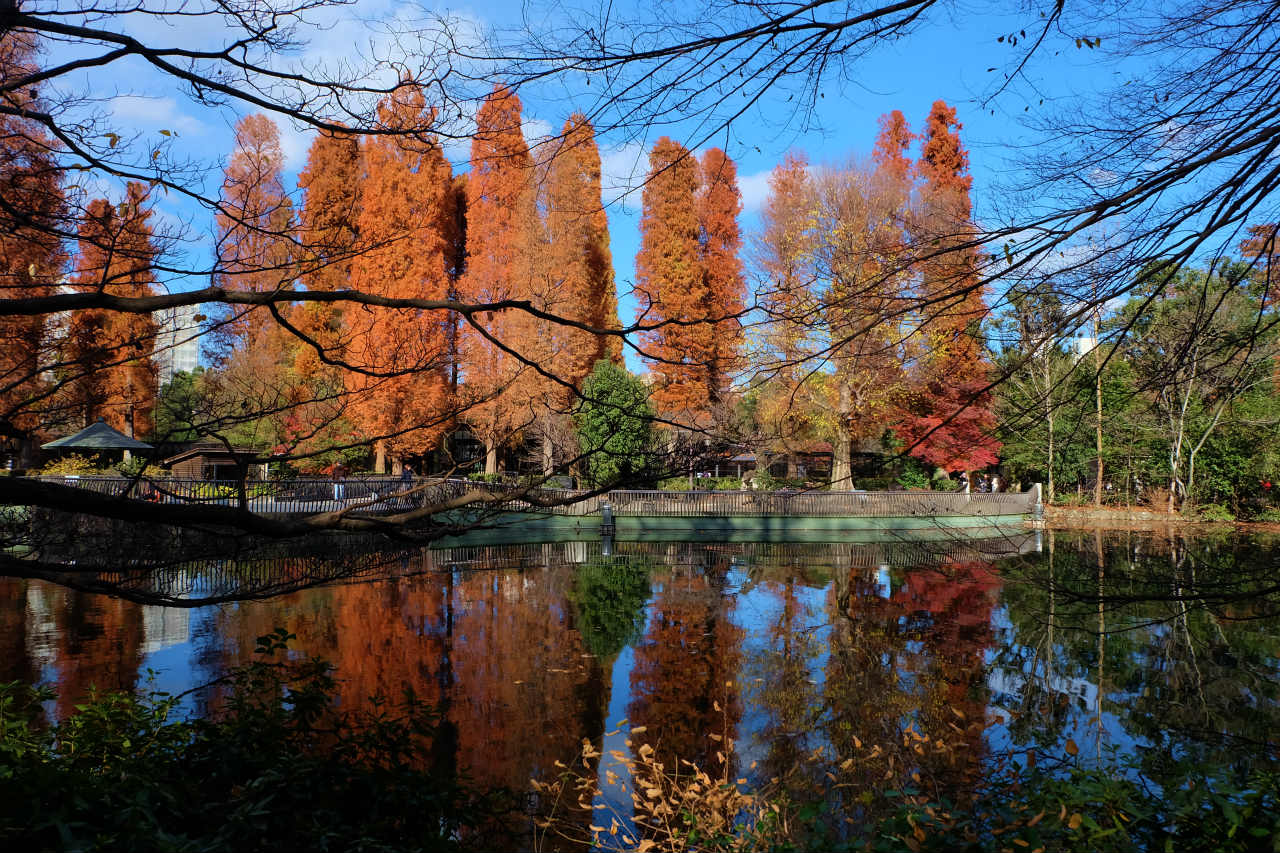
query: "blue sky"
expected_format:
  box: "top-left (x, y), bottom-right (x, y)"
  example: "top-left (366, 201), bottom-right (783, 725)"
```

top-left (46, 0), bottom-right (1125, 367)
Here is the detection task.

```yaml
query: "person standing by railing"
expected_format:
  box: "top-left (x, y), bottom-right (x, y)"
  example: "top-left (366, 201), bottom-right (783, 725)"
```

top-left (332, 464), bottom-right (346, 503)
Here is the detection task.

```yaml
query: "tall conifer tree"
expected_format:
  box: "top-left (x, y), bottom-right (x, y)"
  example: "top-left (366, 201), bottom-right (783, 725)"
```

top-left (897, 100), bottom-right (999, 474)
top-left (698, 148), bottom-right (746, 406)
top-left (345, 83), bottom-right (454, 471)
top-left (545, 113), bottom-right (620, 383)
top-left (65, 183), bottom-right (159, 435)
top-left (296, 127), bottom-right (361, 376)
top-left (214, 114), bottom-right (296, 357)
top-left (0, 32), bottom-right (67, 453)
top-left (459, 85), bottom-right (540, 474)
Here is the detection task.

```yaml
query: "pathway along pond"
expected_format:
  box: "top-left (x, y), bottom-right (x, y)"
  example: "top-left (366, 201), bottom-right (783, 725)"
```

top-left (3, 527), bottom-right (1279, 849)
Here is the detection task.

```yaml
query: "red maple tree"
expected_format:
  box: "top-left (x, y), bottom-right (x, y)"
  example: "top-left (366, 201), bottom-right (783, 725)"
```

top-left (897, 100), bottom-right (999, 474)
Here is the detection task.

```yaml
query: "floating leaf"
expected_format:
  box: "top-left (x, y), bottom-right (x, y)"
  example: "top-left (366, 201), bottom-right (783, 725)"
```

top-left (1068, 813), bottom-right (1082, 830)
top-left (1064, 739), bottom-right (1079, 757)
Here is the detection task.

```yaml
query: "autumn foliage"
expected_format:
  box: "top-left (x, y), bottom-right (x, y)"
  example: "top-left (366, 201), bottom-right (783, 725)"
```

top-left (458, 85), bottom-right (542, 472)
top-left (0, 31), bottom-right (67, 447)
top-left (638, 139), bottom-right (745, 426)
top-left (344, 84), bottom-right (455, 468)
top-left (65, 184), bottom-right (160, 436)
top-left (545, 113), bottom-right (621, 384)
top-left (214, 114), bottom-right (296, 356)
top-left (896, 100), bottom-right (999, 473)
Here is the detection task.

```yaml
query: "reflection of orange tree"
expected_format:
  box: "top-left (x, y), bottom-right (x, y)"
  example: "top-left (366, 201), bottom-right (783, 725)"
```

top-left (751, 577), bottom-right (826, 802)
top-left (627, 560), bottom-right (744, 777)
top-left (0, 580), bottom-right (37, 686)
top-left (54, 589), bottom-right (145, 720)
top-left (817, 560), bottom-right (1000, 816)
top-left (894, 560), bottom-right (1001, 800)
top-left (205, 558), bottom-right (607, 796)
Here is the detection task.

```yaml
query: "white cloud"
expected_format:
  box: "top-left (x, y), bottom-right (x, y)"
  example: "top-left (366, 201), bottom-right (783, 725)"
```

top-left (599, 140), bottom-right (648, 207)
top-left (737, 168), bottom-right (773, 214)
top-left (109, 95), bottom-right (205, 138)
top-left (276, 121), bottom-right (315, 173)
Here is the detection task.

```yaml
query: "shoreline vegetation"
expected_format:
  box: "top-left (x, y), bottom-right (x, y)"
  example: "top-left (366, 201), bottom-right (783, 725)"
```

top-left (1042, 506), bottom-right (1280, 532)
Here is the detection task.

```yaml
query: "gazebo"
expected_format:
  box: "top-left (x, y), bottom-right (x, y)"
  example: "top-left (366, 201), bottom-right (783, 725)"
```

top-left (42, 417), bottom-right (154, 462)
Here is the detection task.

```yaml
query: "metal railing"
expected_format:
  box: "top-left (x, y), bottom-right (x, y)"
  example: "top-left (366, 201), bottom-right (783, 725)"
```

top-left (29, 475), bottom-right (1038, 519)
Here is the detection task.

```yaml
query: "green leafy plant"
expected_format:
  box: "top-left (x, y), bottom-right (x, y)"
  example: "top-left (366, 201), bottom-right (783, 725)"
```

top-left (1194, 502), bottom-right (1235, 522)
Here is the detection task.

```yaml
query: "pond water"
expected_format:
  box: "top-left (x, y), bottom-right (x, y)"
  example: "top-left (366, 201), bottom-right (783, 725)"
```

top-left (3, 526), bottom-right (1279, 846)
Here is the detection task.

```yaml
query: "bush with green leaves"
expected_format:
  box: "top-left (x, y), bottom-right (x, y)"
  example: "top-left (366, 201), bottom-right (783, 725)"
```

top-left (573, 360), bottom-right (654, 488)
top-left (1194, 502), bottom-right (1236, 522)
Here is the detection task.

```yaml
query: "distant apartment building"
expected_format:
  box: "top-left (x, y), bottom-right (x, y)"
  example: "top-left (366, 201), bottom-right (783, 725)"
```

top-left (152, 303), bottom-right (204, 385)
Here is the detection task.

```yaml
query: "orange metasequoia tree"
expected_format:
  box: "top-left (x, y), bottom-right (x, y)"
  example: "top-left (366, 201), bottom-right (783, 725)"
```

top-left (295, 127), bottom-right (361, 376)
top-left (637, 138), bottom-right (708, 424)
top-left (344, 83), bottom-right (455, 472)
top-left (698, 148), bottom-right (746, 406)
top-left (896, 100), bottom-right (999, 475)
top-left (213, 113), bottom-right (297, 360)
top-left (637, 139), bottom-right (745, 428)
top-left (64, 183), bottom-right (160, 436)
top-left (458, 85), bottom-right (541, 474)
top-left (545, 113), bottom-right (621, 383)
top-left (0, 30), bottom-right (68, 457)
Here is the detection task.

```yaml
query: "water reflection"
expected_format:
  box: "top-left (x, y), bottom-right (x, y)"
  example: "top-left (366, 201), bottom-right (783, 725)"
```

top-left (2, 528), bottom-right (1278, 847)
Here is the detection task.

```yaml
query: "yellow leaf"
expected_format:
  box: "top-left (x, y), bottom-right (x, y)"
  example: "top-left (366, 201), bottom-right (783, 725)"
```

top-left (630, 726), bottom-right (648, 735)
top-left (1027, 810), bottom-right (1045, 827)
top-left (1068, 813), bottom-right (1082, 830)
top-left (1064, 739), bottom-right (1079, 757)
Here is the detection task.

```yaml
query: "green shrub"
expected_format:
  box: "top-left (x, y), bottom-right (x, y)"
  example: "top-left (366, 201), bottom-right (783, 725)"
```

top-left (895, 460), bottom-right (931, 491)
top-left (115, 457), bottom-right (169, 478)
top-left (1194, 502), bottom-right (1235, 522)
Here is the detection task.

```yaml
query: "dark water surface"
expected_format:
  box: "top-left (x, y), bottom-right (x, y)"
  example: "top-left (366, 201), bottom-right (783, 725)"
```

top-left (3, 527), bottom-right (1279, 835)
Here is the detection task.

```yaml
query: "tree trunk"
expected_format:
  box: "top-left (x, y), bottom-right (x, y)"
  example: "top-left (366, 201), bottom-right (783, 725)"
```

top-left (831, 381), bottom-right (853, 489)
top-left (484, 437), bottom-right (498, 476)
top-left (375, 441), bottom-right (386, 474)
top-left (1045, 354), bottom-right (1056, 504)
top-left (541, 428), bottom-right (554, 476)
top-left (1094, 341), bottom-right (1104, 507)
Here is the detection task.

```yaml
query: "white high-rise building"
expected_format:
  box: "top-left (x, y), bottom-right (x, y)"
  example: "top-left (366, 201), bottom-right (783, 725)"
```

top-left (152, 303), bottom-right (204, 385)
